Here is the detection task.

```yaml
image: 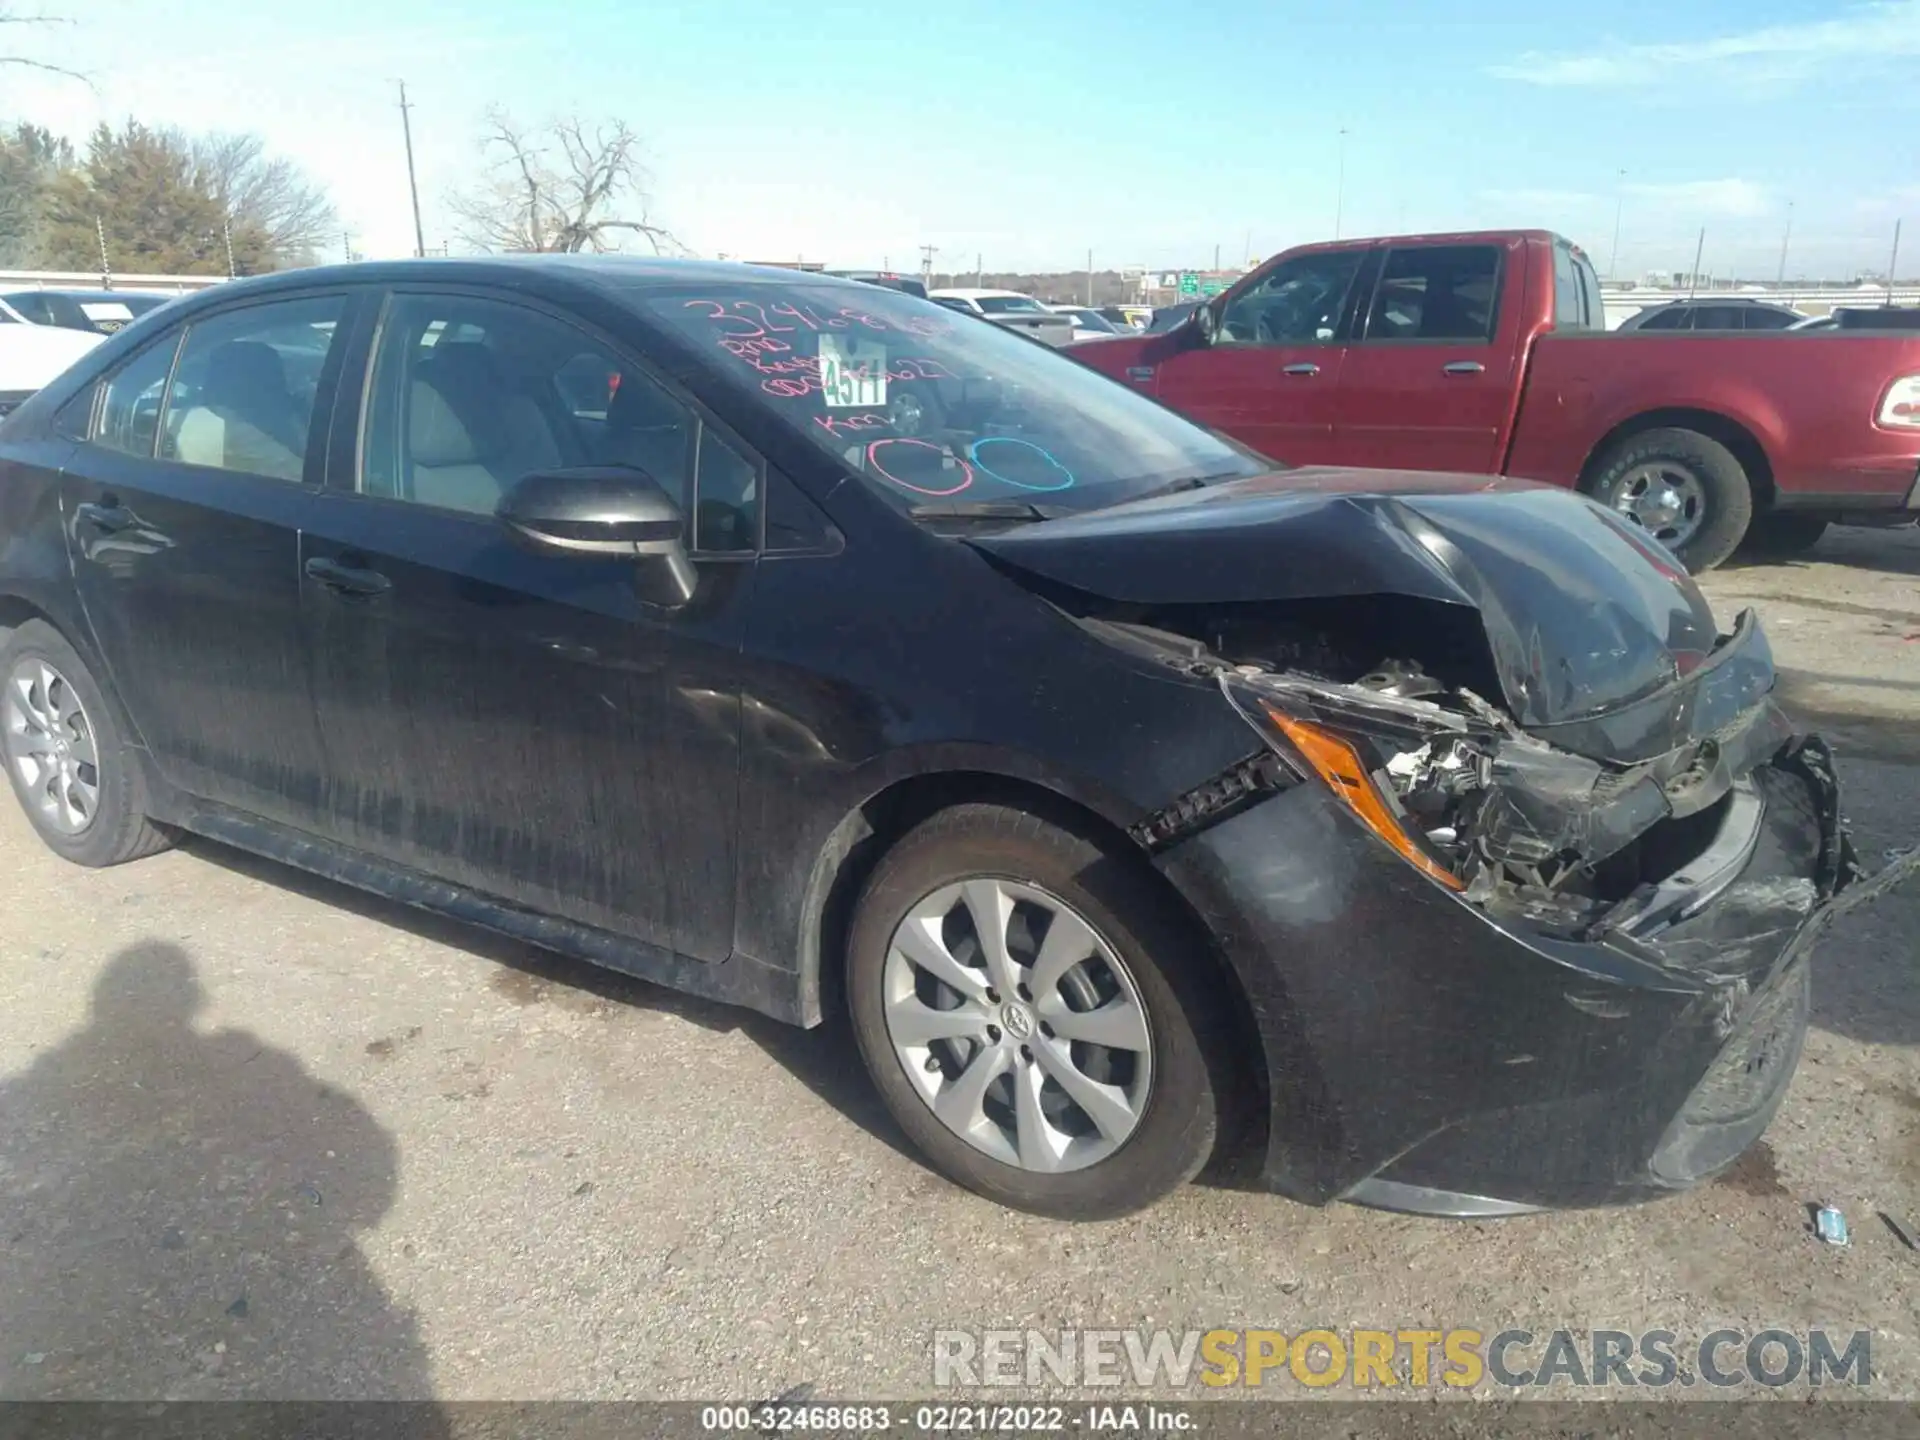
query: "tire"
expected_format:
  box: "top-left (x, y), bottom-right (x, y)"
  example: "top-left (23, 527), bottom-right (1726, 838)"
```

top-left (0, 619), bottom-right (172, 867)
top-left (1739, 513), bottom-right (1829, 559)
top-left (1582, 427), bottom-right (1755, 573)
top-left (846, 802), bottom-right (1234, 1220)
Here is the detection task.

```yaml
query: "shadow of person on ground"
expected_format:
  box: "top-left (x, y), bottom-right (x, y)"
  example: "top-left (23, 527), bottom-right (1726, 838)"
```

top-left (0, 941), bottom-right (435, 1400)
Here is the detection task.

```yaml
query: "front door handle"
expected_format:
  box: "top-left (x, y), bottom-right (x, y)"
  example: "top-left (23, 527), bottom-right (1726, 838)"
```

top-left (74, 501), bottom-right (139, 534)
top-left (1442, 360), bottom-right (1486, 375)
top-left (1282, 363), bottom-right (1321, 376)
top-left (305, 555), bottom-right (392, 598)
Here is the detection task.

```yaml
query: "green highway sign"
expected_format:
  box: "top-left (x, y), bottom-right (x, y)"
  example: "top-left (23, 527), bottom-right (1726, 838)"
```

top-left (1177, 271), bottom-right (1199, 296)
top-left (1200, 278), bottom-right (1228, 296)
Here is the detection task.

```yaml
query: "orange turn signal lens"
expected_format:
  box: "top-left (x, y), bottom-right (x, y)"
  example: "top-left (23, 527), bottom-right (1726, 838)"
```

top-left (1263, 707), bottom-right (1465, 892)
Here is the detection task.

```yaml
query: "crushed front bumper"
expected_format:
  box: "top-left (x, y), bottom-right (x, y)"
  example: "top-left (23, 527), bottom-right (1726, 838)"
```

top-left (1156, 728), bottom-right (1920, 1214)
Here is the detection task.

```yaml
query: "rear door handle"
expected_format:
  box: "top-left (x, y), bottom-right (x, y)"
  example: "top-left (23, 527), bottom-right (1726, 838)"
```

top-left (74, 501), bottom-right (139, 534)
top-left (1442, 361), bottom-right (1486, 375)
top-left (1282, 363), bottom-right (1321, 376)
top-left (305, 555), bottom-right (392, 597)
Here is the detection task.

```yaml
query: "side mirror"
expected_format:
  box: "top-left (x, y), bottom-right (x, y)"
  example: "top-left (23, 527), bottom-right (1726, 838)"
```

top-left (1193, 302), bottom-right (1220, 345)
top-left (496, 465), bottom-right (696, 607)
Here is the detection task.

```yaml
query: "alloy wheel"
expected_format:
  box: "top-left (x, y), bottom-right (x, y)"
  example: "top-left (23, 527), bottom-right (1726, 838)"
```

top-left (882, 878), bottom-right (1153, 1172)
top-left (3, 657), bottom-right (102, 835)
top-left (1609, 462), bottom-right (1707, 550)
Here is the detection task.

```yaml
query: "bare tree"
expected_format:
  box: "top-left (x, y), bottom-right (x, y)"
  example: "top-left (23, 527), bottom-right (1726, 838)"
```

top-left (449, 109), bottom-right (678, 255)
top-left (0, 7), bottom-right (85, 82)
top-left (190, 133), bottom-right (336, 266)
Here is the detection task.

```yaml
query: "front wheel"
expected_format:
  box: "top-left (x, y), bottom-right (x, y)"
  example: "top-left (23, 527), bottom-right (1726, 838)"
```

top-left (846, 803), bottom-right (1233, 1220)
top-left (1739, 513), bottom-right (1829, 559)
top-left (1583, 427), bottom-right (1755, 573)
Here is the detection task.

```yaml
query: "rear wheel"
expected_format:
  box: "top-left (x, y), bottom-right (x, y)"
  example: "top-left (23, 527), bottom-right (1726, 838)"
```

top-left (846, 803), bottom-right (1231, 1219)
top-left (0, 620), bottom-right (172, 867)
top-left (1583, 427), bottom-right (1754, 573)
top-left (1739, 513), bottom-right (1830, 559)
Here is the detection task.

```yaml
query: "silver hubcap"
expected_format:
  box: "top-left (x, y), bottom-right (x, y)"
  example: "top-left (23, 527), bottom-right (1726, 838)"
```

top-left (882, 878), bottom-right (1153, 1173)
top-left (4, 658), bottom-right (102, 835)
top-left (1609, 462), bottom-right (1706, 549)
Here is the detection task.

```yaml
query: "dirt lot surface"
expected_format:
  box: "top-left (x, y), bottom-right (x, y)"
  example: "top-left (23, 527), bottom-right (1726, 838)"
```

top-left (1, 528), bottom-right (1916, 1406)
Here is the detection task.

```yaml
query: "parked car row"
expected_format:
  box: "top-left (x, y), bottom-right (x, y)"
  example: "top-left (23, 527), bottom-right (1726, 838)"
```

top-left (5, 256), bottom-right (1909, 1226)
top-left (1069, 229), bottom-right (1920, 572)
top-left (1618, 296), bottom-right (1920, 334)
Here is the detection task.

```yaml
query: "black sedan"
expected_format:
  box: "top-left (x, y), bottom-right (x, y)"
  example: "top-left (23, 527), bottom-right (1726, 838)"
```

top-left (0, 258), bottom-right (1908, 1220)
top-left (0, 288), bottom-right (175, 336)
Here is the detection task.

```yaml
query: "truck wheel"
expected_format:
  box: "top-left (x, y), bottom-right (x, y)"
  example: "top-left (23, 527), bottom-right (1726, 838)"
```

top-left (1739, 514), bottom-right (1829, 559)
top-left (845, 802), bottom-right (1235, 1220)
top-left (1583, 428), bottom-right (1754, 573)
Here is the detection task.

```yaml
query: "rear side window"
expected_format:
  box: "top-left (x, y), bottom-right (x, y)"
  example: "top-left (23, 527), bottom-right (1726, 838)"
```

top-left (1552, 242), bottom-right (1602, 332)
top-left (1745, 308), bottom-right (1799, 331)
top-left (94, 332), bottom-right (184, 459)
top-left (1690, 307), bottom-right (1746, 331)
top-left (159, 296), bottom-right (346, 482)
top-left (4, 293), bottom-right (51, 325)
top-left (1636, 307), bottom-right (1690, 331)
top-left (1363, 246), bottom-right (1501, 342)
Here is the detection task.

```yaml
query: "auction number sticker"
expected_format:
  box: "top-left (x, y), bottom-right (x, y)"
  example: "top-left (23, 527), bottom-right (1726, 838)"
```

top-left (819, 334), bottom-right (887, 408)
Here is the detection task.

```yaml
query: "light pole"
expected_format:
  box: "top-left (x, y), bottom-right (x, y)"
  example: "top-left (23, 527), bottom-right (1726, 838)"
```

top-left (1334, 128), bottom-right (1349, 240)
top-left (1607, 169), bottom-right (1625, 281)
top-left (1777, 201), bottom-right (1793, 286)
top-left (397, 80), bottom-right (426, 259)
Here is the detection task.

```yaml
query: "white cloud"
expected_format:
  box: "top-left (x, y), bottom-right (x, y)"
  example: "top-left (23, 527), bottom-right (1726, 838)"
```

top-left (1625, 179), bottom-right (1773, 218)
top-left (1489, 0), bottom-right (1920, 87)
top-left (1478, 188), bottom-right (1605, 212)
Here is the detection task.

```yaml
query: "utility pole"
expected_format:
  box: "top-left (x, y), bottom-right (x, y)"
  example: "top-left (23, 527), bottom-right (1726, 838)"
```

top-left (1086, 248), bottom-right (1093, 306)
top-left (343, 229), bottom-right (354, 263)
top-left (397, 80), bottom-right (427, 259)
top-left (1687, 228), bottom-right (1706, 300)
top-left (1334, 128), bottom-right (1349, 240)
top-left (1213, 242), bottom-right (1220, 271)
top-left (918, 243), bottom-right (937, 288)
top-left (1608, 169), bottom-right (1625, 280)
top-left (1890, 219), bottom-right (1904, 306)
top-left (222, 217), bottom-right (236, 277)
top-left (975, 252), bottom-right (983, 285)
top-left (1777, 201), bottom-right (1793, 286)
top-left (94, 216), bottom-right (110, 288)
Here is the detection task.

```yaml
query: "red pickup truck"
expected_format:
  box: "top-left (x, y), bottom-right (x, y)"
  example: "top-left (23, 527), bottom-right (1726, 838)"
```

top-left (1072, 230), bottom-right (1920, 571)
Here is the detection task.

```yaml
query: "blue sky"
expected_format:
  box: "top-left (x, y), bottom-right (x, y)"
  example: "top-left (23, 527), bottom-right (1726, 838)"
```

top-left (7, 0), bottom-right (1918, 278)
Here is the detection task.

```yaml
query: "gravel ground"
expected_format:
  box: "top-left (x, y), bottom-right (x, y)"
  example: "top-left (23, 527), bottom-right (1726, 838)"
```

top-left (0, 527), bottom-right (1916, 1405)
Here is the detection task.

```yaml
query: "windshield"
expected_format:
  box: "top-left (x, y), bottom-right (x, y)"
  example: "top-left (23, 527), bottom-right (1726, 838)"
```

top-left (641, 281), bottom-right (1267, 514)
top-left (975, 295), bottom-right (1046, 315)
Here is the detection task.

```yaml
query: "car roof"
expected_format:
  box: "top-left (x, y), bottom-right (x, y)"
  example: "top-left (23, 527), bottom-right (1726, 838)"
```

top-left (929, 288), bottom-right (1033, 300)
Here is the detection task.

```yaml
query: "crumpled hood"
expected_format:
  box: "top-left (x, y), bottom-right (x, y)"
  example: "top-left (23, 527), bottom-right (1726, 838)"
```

top-left (968, 467), bottom-right (1742, 741)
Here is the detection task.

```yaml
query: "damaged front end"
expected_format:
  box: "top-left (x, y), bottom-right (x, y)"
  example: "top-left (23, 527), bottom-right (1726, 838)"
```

top-left (1086, 598), bottom-right (1919, 1212)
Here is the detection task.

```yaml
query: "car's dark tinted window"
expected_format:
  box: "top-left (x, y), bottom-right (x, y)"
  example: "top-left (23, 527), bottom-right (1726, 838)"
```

top-left (975, 295), bottom-right (1045, 315)
top-left (1222, 251), bottom-right (1364, 345)
top-left (1635, 307), bottom-right (1690, 331)
top-left (362, 293), bottom-right (761, 550)
top-left (94, 332), bottom-right (184, 459)
top-left (1688, 306), bottom-right (1747, 331)
top-left (1364, 246), bottom-right (1501, 342)
top-left (764, 468), bottom-right (834, 552)
top-left (1745, 308), bottom-right (1799, 331)
top-left (158, 296), bottom-right (344, 481)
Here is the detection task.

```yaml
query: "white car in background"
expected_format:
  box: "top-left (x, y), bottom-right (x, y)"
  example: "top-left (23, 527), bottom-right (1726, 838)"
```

top-left (1044, 304), bottom-right (1129, 343)
top-left (0, 312), bottom-right (105, 418)
top-left (928, 288), bottom-right (1076, 345)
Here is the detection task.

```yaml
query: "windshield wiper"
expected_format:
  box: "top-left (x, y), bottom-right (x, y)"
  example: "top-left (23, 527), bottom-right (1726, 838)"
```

top-left (908, 499), bottom-right (1067, 523)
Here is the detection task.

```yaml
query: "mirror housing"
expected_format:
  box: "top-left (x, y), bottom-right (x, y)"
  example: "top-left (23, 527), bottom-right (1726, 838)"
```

top-left (1193, 301), bottom-right (1220, 346)
top-left (497, 466), bottom-right (696, 606)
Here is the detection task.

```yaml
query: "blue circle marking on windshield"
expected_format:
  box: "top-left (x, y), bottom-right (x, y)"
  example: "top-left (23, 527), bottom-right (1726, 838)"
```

top-left (966, 437), bottom-right (1075, 492)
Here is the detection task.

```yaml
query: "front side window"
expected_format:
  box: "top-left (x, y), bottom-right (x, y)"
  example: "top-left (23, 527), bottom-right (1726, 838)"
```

top-left (638, 281), bottom-right (1267, 518)
top-left (158, 296), bottom-right (345, 481)
top-left (975, 295), bottom-right (1046, 315)
top-left (3, 293), bottom-right (50, 324)
top-left (362, 293), bottom-right (760, 550)
top-left (94, 331), bottom-right (184, 459)
top-left (1220, 251), bottom-right (1365, 345)
top-left (1636, 307), bottom-right (1690, 331)
top-left (1745, 309), bottom-right (1799, 331)
top-left (1363, 246), bottom-right (1501, 342)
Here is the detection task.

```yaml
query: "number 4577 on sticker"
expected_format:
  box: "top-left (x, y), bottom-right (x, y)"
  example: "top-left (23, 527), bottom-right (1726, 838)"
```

top-left (819, 334), bottom-right (887, 408)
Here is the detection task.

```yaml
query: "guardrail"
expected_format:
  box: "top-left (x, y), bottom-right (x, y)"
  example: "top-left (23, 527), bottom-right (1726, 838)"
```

top-left (0, 269), bottom-right (229, 296)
